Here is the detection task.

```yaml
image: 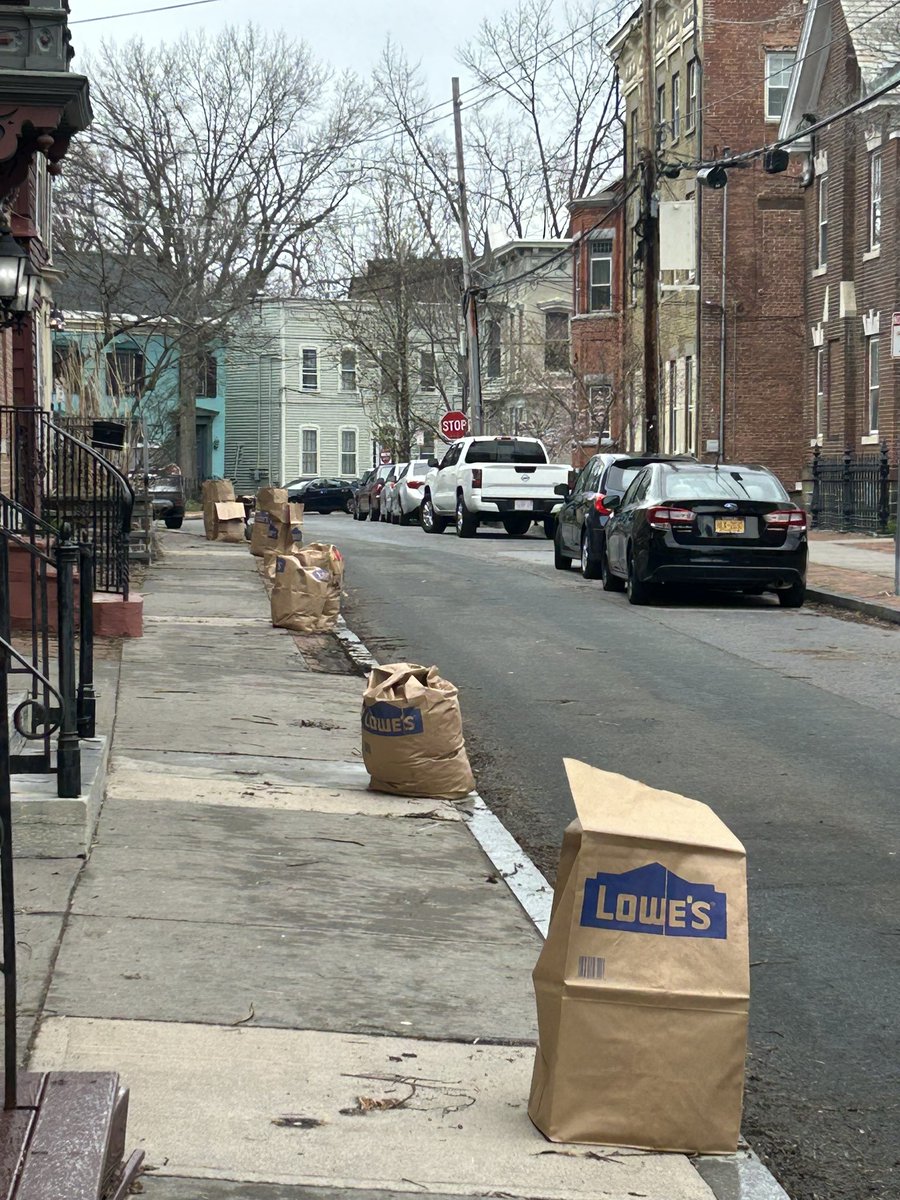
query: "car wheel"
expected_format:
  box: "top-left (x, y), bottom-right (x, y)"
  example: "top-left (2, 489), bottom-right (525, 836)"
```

top-left (580, 530), bottom-right (602, 580)
top-left (601, 551), bottom-right (625, 592)
top-left (420, 494), bottom-right (448, 534)
top-left (626, 550), bottom-right (652, 606)
top-left (399, 508), bottom-right (414, 526)
top-left (502, 514), bottom-right (532, 537)
top-left (369, 505), bottom-right (379, 522)
top-left (322, 510), bottom-right (333, 515)
top-left (553, 530), bottom-right (573, 571)
top-left (543, 516), bottom-right (557, 540)
top-left (456, 495), bottom-right (478, 538)
top-left (164, 514), bottom-right (184, 530)
top-left (777, 580), bottom-right (806, 608)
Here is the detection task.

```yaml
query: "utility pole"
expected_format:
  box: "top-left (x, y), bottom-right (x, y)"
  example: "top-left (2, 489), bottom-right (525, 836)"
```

top-left (639, 0), bottom-right (659, 452)
top-left (452, 77), bottom-right (483, 435)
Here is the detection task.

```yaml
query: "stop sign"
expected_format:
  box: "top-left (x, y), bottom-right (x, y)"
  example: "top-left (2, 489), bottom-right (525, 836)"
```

top-left (439, 410), bottom-right (469, 440)
top-left (379, 450), bottom-right (391, 464)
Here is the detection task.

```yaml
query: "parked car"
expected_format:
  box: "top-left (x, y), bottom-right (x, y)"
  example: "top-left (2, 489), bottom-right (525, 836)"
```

top-left (355, 464), bottom-right (395, 521)
top-left (554, 454), bottom-right (696, 578)
top-left (601, 461), bottom-right (808, 607)
top-left (283, 477), bottom-right (356, 514)
top-left (387, 458), bottom-right (431, 524)
top-left (149, 472), bottom-right (186, 529)
top-left (421, 436), bottom-right (569, 537)
top-left (380, 462), bottom-right (407, 522)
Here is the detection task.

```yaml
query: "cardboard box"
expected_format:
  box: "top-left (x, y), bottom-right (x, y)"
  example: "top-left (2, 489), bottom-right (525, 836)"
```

top-left (214, 501), bottom-right (246, 543)
top-left (528, 759), bottom-right (749, 1153)
top-left (201, 479), bottom-right (235, 540)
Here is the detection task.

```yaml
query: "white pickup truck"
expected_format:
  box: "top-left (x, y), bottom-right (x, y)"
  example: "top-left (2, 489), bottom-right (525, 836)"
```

top-left (420, 435), bottom-right (570, 538)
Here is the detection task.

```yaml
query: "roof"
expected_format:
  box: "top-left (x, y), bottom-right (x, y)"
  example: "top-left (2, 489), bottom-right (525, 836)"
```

top-left (54, 250), bottom-right (175, 319)
top-left (780, 0), bottom-right (900, 141)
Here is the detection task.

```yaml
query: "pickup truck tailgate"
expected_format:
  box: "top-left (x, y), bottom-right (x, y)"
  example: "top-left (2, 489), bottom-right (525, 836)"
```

top-left (480, 464), bottom-right (568, 498)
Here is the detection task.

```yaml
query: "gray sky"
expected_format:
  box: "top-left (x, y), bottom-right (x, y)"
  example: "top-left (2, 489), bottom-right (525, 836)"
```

top-left (69, 0), bottom-right (483, 115)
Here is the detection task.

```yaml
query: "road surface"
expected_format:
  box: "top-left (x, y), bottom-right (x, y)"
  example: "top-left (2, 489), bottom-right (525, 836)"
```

top-left (309, 512), bottom-right (900, 1200)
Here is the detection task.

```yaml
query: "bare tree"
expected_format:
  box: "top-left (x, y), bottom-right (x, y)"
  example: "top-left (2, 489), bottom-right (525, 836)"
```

top-left (55, 24), bottom-right (373, 484)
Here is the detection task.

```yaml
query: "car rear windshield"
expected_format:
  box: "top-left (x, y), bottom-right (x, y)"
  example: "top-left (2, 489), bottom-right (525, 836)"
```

top-left (604, 464), bottom-right (644, 494)
top-left (661, 468), bottom-right (788, 502)
top-left (411, 460), bottom-right (430, 473)
top-left (464, 439), bottom-right (547, 464)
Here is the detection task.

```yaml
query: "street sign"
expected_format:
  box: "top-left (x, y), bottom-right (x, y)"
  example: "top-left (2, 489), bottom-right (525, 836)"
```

top-left (891, 312), bottom-right (900, 359)
top-left (379, 450), bottom-right (391, 464)
top-left (440, 410), bottom-right (469, 440)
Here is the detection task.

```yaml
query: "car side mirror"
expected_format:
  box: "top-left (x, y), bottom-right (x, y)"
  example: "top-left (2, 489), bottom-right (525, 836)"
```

top-left (554, 483), bottom-right (570, 498)
top-left (567, 469), bottom-right (577, 489)
top-left (427, 457), bottom-right (439, 468)
top-left (604, 493), bottom-right (621, 512)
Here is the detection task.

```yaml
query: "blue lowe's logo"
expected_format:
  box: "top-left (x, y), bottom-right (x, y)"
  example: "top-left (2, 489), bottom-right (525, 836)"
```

top-left (580, 862), bottom-right (727, 939)
top-left (362, 701), bottom-right (424, 737)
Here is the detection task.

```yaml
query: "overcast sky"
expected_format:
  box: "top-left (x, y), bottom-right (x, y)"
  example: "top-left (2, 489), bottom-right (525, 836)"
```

top-left (69, 0), bottom-right (485, 114)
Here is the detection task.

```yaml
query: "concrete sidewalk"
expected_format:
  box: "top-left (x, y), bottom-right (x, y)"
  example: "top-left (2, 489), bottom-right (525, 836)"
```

top-left (29, 528), bottom-right (754, 1199)
top-left (807, 534), bottom-right (900, 622)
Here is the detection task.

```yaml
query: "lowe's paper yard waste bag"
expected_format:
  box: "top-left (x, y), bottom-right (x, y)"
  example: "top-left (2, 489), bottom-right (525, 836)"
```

top-left (528, 758), bottom-right (749, 1154)
top-left (250, 487), bottom-right (288, 557)
top-left (269, 544), bottom-right (343, 632)
top-left (361, 663), bottom-right (475, 801)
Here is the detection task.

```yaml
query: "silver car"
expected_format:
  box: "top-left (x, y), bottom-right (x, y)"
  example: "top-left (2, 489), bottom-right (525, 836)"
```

top-left (388, 458), bottom-right (431, 525)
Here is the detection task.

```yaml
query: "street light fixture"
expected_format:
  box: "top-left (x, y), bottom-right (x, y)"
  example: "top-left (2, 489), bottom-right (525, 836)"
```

top-left (0, 226), bottom-right (40, 329)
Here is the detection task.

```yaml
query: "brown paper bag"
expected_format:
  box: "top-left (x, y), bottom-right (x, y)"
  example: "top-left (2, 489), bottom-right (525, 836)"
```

top-left (269, 545), bottom-right (343, 632)
top-left (250, 487), bottom-right (288, 557)
top-left (201, 479), bottom-right (235, 540)
top-left (276, 502), bottom-right (305, 552)
top-left (528, 759), bottom-right (749, 1154)
top-left (361, 663), bottom-right (475, 801)
top-left (214, 501), bottom-right (246, 543)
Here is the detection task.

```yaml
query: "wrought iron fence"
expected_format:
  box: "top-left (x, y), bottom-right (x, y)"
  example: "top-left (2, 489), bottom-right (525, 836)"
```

top-left (809, 443), bottom-right (896, 534)
top-left (0, 406), bottom-right (134, 596)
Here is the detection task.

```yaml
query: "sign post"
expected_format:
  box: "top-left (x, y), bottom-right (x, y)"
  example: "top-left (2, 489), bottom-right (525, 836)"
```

top-left (893, 314), bottom-right (900, 594)
top-left (439, 410), bottom-right (470, 441)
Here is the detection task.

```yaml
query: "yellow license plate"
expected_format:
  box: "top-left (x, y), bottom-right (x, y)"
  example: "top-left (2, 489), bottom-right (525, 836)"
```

top-left (715, 517), bottom-right (745, 534)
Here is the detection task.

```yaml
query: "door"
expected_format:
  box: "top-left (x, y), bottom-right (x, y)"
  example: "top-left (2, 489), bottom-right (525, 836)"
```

top-left (560, 459), bottom-right (595, 553)
top-left (573, 458), bottom-right (603, 551)
top-left (608, 468), bottom-right (650, 573)
top-left (434, 443), bottom-right (461, 512)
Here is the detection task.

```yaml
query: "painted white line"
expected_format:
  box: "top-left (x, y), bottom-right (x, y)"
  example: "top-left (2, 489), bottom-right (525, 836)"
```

top-left (336, 615), bottom-right (553, 938)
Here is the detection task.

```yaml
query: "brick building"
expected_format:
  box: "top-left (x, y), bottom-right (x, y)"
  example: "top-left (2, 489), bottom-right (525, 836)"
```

top-left (609, 0), bottom-right (808, 490)
top-left (780, 0), bottom-right (900, 478)
top-left (567, 185), bottom-right (629, 464)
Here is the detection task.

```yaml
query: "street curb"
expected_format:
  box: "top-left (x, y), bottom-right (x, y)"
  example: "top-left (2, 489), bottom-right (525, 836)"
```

top-left (807, 586), bottom-right (900, 625)
top-left (335, 613), bottom-right (792, 1200)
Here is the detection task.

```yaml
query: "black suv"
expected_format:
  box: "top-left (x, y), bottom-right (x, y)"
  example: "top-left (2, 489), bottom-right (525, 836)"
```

top-left (554, 454), bottom-right (696, 579)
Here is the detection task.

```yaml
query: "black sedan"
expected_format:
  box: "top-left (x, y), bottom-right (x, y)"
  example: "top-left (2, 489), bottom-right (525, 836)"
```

top-left (284, 477), bottom-right (356, 514)
top-left (554, 453), bottom-right (695, 578)
top-left (602, 461), bottom-right (808, 607)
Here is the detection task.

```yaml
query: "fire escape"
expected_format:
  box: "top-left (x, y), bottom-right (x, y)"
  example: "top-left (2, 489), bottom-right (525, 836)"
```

top-left (0, 2), bottom-right (142, 1193)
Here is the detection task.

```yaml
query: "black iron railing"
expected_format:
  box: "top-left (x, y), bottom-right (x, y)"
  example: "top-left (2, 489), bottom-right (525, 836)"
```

top-left (810, 443), bottom-right (895, 534)
top-left (0, 406), bottom-right (134, 597)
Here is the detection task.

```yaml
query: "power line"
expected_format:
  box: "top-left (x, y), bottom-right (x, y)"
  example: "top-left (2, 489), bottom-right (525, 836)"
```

top-left (70, 0), bottom-right (223, 24)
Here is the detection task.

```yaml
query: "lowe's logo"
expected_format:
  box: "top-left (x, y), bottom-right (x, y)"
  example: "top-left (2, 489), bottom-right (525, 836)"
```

top-left (362, 701), bottom-right (424, 737)
top-left (580, 862), bottom-right (727, 939)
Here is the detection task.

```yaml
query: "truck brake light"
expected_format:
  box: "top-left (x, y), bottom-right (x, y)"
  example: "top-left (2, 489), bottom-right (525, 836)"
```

top-left (471, 469), bottom-right (482, 489)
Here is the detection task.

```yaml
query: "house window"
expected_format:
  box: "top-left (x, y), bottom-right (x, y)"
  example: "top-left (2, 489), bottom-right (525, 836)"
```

top-left (589, 239), bottom-right (613, 311)
top-left (671, 72), bottom-right (681, 141)
top-left (868, 151), bottom-right (882, 250)
top-left (866, 336), bottom-right (879, 433)
top-left (656, 83), bottom-right (666, 146)
top-left (816, 173), bottom-right (828, 268)
top-left (815, 344), bottom-right (828, 438)
top-left (685, 355), bottom-right (694, 452)
top-left (765, 51), bottom-right (795, 121)
top-left (486, 320), bottom-right (501, 378)
top-left (687, 60), bottom-right (698, 131)
top-left (340, 428), bottom-right (358, 476)
top-left (300, 427), bottom-right (318, 475)
top-left (340, 348), bottom-right (357, 391)
top-left (544, 311), bottom-right (570, 372)
top-left (419, 351), bottom-right (436, 392)
top-left (300, 349), bottom-right (318, 391)
top-left (197, 353), bottom-right (217, 398)
top-left (106, 349), bottom-right (144, 398)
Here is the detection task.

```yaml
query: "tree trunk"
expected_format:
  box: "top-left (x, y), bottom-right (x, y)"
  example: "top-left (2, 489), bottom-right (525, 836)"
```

top-left (178, 339), bottom-right (199, 495)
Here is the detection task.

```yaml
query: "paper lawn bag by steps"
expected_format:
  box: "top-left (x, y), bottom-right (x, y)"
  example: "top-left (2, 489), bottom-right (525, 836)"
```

top-left (250, 487), bottom-right (288, 557)
top-left (264, 540), bottom-right (333, 584)
top-left (528, 759), bottom-right (749, 1154)
top-left (201, 479), bottom-right (235, 540)
top-left (277, 502), bottom-right (305, 552)
top-left (214, 501), bottom-right (246, 543)
top-left (361, 663), bottom-right (475, 801)
top-left (269, 543), bottom-right (344, 632)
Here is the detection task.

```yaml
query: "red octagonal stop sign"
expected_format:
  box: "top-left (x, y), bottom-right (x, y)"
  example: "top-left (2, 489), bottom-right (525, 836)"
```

top-left (439, 410), bottom-right (469, 440)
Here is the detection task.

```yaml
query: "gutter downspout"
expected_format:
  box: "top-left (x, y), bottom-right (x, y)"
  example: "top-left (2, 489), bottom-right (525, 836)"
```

top-left (718, 182), bottom-right (728, 457)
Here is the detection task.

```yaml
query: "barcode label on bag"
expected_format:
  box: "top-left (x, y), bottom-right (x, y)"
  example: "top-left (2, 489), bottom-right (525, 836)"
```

top-left (577, 955), bottom-right (606, 980)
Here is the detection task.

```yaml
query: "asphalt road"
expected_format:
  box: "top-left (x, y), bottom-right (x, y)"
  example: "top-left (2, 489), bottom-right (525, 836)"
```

top-left (310, 512), bottom-right (900, 1200)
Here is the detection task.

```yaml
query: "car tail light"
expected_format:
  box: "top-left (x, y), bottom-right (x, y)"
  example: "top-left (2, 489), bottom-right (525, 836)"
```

top-left (407, 479), bottom-right (421, 489)
top-left (471, 469), bottom-right (482, 489)
top-left (593, 493), bottom-right (610, 515)
top-left (648, 504), bottom-right (696, 530)
top-left (764, 509), bottom-right (807, 531)
top-left (374, 482), bottom-right (384, 496)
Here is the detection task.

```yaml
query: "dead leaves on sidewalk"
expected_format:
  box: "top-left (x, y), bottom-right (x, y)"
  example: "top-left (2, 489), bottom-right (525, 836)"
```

top-left (339, 1072), bottom-right (477, 1118)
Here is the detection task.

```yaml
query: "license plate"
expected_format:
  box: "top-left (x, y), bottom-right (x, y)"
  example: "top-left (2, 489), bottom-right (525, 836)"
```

top-left (715, 517), bottom-right (745, 534)
top-left (514, 500), bottom-right (532, 511)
